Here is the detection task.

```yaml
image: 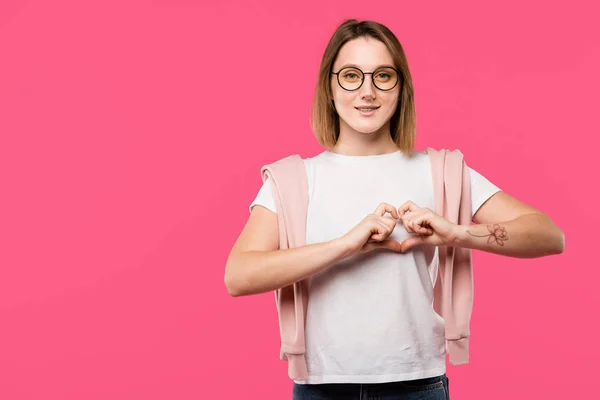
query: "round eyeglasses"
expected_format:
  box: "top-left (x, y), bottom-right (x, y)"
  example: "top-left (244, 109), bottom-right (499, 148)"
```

top-left (331, 66), bottom-right (401, 91)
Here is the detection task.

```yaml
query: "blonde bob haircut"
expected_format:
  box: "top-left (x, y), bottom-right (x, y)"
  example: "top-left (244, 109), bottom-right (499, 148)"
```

top-left (310, 19), bottom-right (417, 156)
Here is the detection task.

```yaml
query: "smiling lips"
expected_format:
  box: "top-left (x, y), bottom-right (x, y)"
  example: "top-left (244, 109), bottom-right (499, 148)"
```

top-left (355, 106), bottom-right (380, 116)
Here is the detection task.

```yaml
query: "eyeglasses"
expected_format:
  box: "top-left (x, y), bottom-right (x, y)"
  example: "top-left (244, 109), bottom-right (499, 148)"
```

top-left (331, 66), bottom-right (401, 91)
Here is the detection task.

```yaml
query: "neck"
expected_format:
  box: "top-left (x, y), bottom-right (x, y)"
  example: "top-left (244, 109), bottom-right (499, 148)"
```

top-left (331, 120), bottom-right (398, 156)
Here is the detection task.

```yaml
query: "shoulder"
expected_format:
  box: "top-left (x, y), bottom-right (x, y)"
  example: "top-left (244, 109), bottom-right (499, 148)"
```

top-left (264, 151), bottom-right (324, 170)
top-left (423, 147), bottom-right (465, 157)
top-left (423, 147), bottom-right (469, 167)
top-left (260, 153), bottom-right (311, 184)
top-left (263, 153), bottom-right (304, 168)
top-left (260, 153), bottom-right (309, 174)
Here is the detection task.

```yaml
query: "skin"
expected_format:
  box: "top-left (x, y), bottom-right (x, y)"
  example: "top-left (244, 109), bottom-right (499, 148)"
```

top-left (225, 36), bottom-right (564, 297)
top-left (330, 36), bottom-right (401, 157)
top-left (330, 37), bottom-right (565, 257)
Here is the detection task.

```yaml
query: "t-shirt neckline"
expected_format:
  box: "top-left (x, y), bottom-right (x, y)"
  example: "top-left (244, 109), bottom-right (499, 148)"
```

top-left (321, 149), bottom-right (404, 163)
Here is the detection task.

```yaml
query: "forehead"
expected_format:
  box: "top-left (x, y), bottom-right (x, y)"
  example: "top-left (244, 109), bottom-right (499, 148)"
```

top-left (333, 37), bottom-right (394, 70)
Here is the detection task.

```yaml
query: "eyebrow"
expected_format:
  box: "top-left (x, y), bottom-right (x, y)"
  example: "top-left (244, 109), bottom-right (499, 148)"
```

top-left (339, 63), bottom-right (396, 70)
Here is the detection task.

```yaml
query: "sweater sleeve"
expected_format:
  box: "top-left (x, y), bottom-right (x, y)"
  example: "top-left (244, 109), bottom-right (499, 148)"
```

top-left (468, 166), bottom-right (502, 219)
top-left (249, 176), bottom-right (277, 214)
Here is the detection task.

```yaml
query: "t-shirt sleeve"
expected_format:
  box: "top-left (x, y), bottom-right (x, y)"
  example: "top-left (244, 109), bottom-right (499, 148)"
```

top-left (468, 166), bottom-right (502, 219)
top-left (249, 176), bottom-right (277, 214)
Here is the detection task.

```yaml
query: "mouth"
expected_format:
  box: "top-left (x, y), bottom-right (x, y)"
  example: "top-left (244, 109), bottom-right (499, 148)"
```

top-left (355, 106), bottom-right (380, 116)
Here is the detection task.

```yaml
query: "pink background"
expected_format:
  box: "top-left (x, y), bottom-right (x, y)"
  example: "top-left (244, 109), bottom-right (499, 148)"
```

top-left (0, 0), bottom-right (598, 398)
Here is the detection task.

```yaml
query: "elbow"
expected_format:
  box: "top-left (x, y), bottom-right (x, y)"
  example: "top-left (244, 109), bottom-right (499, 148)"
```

top-left (547, 226), bottom-right (565, 255)
top-left (555, 230), bottom-right (566, 254)
top-left (224, 259), bottom-right (248, 297)
top-left (224, 273), bottom-right (244, 297)
top-left (541, 214), bottom-right (565, 255)
top-left (224, 278), bottom-right (236, 297)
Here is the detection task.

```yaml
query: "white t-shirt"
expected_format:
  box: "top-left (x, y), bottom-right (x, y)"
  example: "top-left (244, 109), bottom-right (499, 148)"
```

top-left (249, 149), bottom-right (501, 384)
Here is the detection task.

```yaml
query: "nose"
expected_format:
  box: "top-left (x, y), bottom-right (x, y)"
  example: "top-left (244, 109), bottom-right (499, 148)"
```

top-left (359, 74), bottom-right (376, 96)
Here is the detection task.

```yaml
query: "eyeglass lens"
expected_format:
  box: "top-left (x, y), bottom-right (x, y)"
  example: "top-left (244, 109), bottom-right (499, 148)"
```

top-left (337, 67), bottom-right (398, 91)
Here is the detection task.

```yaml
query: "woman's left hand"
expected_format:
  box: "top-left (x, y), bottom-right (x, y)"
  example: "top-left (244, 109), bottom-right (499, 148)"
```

top-left (397, 201), bottom-right (461, 252)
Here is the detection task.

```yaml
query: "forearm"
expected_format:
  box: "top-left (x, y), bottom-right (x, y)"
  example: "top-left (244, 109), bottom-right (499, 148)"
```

top-left (453, 212), bottom-right (565, 258)
top-left (226, 238), bottom-right (351, 297)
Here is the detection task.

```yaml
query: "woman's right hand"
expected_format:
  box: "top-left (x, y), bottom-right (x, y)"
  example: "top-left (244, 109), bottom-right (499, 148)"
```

top-left (339, 202), bottom-right (421, 256)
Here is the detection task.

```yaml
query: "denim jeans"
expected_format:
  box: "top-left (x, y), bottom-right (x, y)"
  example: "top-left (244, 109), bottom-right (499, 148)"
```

top-left (292, 373), bottom-right (449, 400)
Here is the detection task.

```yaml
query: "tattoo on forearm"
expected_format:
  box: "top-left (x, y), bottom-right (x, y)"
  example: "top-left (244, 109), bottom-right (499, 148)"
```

top-left (466, 224), bottom-right (509, 246)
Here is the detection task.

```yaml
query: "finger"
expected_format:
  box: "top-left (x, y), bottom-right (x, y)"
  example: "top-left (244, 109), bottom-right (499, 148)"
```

top-left (408, 218), bottom-right (432, 235)
top-left (401, 214), bottom-right (418, 234)
top-left (373, 202), bottom-right (399, 219)
top-left (370, 220), bottom-right (393, 241)
top-left (401, 210), bottom-right (433, 235)
top-left (373, 202), bottom-right (400, 219)
top-left (411, 213), bottom-right (435, 235)
top-left (376, 218), bottom-right (397, 240)
top-left (402, 218), bottom-right (415, 234)
top-left (397, 201), bottom-right (421, 219)
top-left (377, 215), bottom-right (398, 230)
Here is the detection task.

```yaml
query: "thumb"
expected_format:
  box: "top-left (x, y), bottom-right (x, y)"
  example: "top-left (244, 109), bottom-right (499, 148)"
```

top-left (363, 239), bottom-right (403, 254)
top-left (400, 235), bottom-right (427, 253)
top-left (379, 239), bottom-right (403, 252)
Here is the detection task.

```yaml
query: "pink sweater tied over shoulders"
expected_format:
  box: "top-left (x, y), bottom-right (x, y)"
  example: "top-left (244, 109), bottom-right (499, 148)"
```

top-left (260, 148), bottom-right (473, 381)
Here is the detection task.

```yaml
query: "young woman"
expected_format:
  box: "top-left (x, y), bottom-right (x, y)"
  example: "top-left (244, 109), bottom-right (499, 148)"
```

top-left (225, 19), bottom-right (565, 400)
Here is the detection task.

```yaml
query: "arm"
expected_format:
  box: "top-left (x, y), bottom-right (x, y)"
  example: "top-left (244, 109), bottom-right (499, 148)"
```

top-left (454, 191), bottom-right (565, 258)
top-left (225, 205), bottom-right (350, 297)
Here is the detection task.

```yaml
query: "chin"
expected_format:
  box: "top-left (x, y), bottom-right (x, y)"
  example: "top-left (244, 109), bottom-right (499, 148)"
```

top-left (352, 124), bottom-right (382, 134)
